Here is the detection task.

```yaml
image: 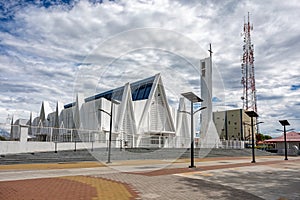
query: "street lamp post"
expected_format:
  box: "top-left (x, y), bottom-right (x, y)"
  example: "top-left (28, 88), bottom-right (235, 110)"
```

top-left (181, 92), bottom-right (206, 168)
top-left (245, 111), bottom-right (259, 163)
top-left (99, 99), bottom-right (120, 164)
top-left (279, 120), bottom-right (290, 160)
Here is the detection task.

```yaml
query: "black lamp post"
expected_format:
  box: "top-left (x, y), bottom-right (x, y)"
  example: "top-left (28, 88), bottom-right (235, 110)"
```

top-left (99, 99), bottom-right (120, 164)
top-left (279, 120), bottom-right (290, 160)
top-left (181, 92), bottom-right (206, 168)
top-left (245, 110), bottom-right (259, 163)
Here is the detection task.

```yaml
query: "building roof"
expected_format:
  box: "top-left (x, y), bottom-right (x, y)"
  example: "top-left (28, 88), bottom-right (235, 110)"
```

top-left (14, 119), bottom-right (30, 125)
top-left (264, 131), bottom-right (300, 143)
top-left (64, 75), bottom-right (156, 109)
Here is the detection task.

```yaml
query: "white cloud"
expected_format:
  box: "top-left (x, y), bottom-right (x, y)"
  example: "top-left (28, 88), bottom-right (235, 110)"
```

top-left (0, 0), bottom-right (300, 136)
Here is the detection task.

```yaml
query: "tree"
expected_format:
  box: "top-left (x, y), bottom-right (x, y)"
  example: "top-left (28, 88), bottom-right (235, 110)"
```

top-left (256, 133), bottom-right (272, 141)
top-left (0, 135), bottom-right (6, 141)
top-left (264, 135), bottom-right (272, 140)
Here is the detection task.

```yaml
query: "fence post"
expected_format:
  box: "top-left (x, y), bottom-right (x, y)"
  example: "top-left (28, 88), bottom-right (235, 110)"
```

top-left (71, 129), bottom-right (73, 142)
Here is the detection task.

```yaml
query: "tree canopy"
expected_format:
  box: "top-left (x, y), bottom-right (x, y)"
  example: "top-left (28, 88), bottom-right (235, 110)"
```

top-left (256, 133), bottom-right (272, 141)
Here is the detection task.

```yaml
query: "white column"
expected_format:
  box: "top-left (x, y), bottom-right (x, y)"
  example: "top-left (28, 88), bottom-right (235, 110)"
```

top-left (20, 126), bottom-right (28, 143)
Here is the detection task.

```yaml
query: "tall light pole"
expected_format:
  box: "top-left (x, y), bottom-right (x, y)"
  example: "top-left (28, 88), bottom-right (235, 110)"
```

top-left (245, 110), bottom-right (259, 163)
top-left (181, 92), bottom-right (206, 168)
top-left (279, 120), bottom-right (290, 160)
top-left (99, 99), bottom-right (120, 164)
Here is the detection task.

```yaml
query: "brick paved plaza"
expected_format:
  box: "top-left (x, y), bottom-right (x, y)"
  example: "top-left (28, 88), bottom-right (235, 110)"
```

top-left (0, 156), bottom-right (299, 200)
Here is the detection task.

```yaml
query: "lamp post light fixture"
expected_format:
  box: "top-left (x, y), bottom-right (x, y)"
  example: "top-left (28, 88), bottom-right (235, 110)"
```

top-left (243, 121), bottom-right (264, 142)
top-left (181, 92), bottom-right (206, 168)
top-left (255, 121), bottom-right (264, 126)
top-left (99, 99), bottom-right (120, 164)
top-left (243, 121), bottom-right (264, 126)
top-left (245, 110), bottom-right (259, 163)
top-left (279, 120), bottom-right (290, 161)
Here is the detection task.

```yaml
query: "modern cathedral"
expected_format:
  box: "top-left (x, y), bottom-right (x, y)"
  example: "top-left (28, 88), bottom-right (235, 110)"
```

top-left (12, 73), bottom-right (196, 148)
top-left (11, 57), bottom-right (225, 149)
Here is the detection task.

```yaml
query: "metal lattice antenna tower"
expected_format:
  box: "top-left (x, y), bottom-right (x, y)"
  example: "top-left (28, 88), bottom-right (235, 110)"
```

top-left (241, 12), bottom-right (257, 113)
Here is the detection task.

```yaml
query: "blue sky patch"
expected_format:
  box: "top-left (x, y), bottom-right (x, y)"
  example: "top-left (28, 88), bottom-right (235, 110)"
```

top-left (212, 97), bottom-right (222, 102)
top-left (290, 84), bottom-right (300, 91)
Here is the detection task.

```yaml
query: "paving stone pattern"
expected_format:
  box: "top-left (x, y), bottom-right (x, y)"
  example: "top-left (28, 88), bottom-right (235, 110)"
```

top-left (1, 154), bottom-right (297, 200)
top-left (0, 177), bottom-right (97, 200)
top-left (94, 172), bottom-right (263, 200)
top-left (0, 176), bottom-right (139, 200)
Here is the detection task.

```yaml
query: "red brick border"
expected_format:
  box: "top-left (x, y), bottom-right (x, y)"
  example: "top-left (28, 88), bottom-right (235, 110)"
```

top-left (130, 158), bottom-right (300, 176)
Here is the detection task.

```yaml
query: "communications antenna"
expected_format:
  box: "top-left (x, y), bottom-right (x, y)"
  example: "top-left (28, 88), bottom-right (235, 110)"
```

top-left (241, 12), bottom-right (257, 113)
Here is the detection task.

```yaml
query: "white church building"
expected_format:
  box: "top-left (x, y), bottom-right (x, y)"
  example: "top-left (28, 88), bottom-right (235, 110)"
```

top-left (11, 73), bottom-right (199, 148)
top-left (8, 53), bottom-right (228, 151)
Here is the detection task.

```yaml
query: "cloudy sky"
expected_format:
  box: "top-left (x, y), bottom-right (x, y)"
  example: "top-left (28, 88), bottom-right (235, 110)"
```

top-left (0, 0), bottom-right (299, 136)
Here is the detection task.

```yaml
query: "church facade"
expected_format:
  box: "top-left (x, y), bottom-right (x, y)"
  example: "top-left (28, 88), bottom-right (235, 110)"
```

top-left (12, 73), bottom-right (195, 148)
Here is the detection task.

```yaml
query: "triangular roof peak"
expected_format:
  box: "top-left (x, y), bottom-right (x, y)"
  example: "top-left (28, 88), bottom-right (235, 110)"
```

top-left (39, 101), bottom-right (53, 122)
top-left (137, 73), bottom-right (175, 132)
top-left (115, 82), bottom-right (137, 135)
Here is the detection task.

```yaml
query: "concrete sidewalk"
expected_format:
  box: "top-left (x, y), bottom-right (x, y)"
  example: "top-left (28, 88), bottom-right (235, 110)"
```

top-left (0, 156), bottom-right (299, 200)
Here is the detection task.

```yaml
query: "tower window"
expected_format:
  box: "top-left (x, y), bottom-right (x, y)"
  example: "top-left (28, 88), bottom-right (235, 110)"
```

top-left (201, 62), bottom-right (206, 77)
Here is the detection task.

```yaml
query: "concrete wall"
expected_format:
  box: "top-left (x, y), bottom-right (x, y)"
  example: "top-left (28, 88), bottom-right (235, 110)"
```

top-left (226, 109), bottom-right (243, 140)
top-left (213, 111), bottom-right (226, 139)
top-left (0, 141), bottom-right (107, 155)
top-left (276, 142), bottom-right (300, 149)
top-left (213, 109), bottom-right (253, 141)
